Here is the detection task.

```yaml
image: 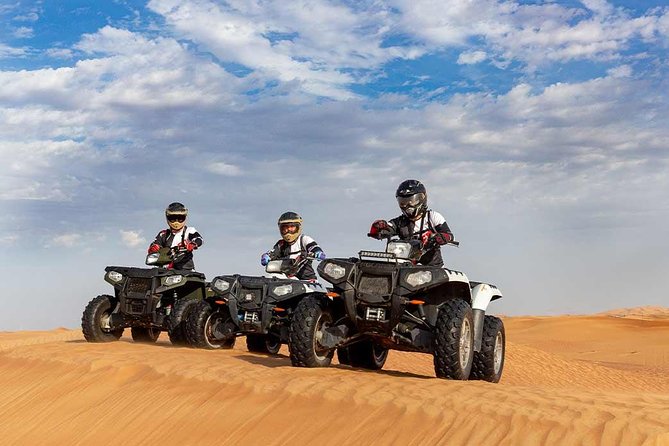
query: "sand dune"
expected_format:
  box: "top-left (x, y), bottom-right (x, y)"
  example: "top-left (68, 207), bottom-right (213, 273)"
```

top-left (1, 310), bottom-right (668, 445)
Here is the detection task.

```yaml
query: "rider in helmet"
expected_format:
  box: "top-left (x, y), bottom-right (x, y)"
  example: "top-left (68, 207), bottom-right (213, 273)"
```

top-left (147, 202), bottom-right (203, 270)
top-left (260, 211), bottom-right (326, 280)
top-left (368, 179), bottom-right (453, 267)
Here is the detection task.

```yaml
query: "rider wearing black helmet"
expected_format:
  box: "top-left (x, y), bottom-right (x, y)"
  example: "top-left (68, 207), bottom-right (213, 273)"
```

top-left (147, 202), bottom-right (203, 270)
top-left (260, 211), bottom-right (326, 280)
top-left (368, 180), bottom-right (453, 267)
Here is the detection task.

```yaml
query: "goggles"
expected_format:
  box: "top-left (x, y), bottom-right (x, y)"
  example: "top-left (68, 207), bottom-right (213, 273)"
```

top-left (167, 215), bottom-right (186, 222)
top-left (397, 193), bottom-right (424, 209)
top-left (279, 223), bottom-right (300, 234)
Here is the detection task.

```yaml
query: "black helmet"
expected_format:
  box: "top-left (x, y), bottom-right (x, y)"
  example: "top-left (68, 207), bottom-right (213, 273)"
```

top-left (396, 179), bottom-right (427, 220)
top-left (165, 202), bottom-right (188, 230)
top-left (278, 211), bottom-right (303, 243)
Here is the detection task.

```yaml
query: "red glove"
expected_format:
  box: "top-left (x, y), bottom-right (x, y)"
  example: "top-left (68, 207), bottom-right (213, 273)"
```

top-left (148, 243), bottom-right (161, 254)
top-left (421, 230), bottom-right (433, 247)
top-left (185, 240), bottom-right (197, 252)
top-left (433, 232), bottom-right (452, 245)
top-left (368, 220), bottom-right (390, 239)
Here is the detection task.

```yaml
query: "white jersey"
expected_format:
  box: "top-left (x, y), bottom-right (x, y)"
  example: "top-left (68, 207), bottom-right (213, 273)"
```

top-left (168, 226), bottom-right (201, 248)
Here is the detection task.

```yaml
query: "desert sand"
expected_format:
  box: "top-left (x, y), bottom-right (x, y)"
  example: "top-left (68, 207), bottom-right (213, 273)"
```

top-left (1, 308), bottom-right (668, 445)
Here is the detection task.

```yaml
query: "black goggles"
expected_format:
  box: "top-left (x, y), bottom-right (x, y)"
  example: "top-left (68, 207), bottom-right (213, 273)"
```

top-left (397, 193), bottom-right (424, 208)
top-left (167, 215), bottom-right (186, 222)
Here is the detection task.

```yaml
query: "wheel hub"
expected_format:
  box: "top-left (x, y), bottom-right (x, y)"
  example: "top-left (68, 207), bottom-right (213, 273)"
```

top-left (459, 318), bottom-right (472, 367)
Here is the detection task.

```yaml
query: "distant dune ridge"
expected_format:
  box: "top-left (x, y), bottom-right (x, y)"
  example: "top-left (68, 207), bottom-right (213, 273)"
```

top-left (1, 307), bottom-right (668, 445)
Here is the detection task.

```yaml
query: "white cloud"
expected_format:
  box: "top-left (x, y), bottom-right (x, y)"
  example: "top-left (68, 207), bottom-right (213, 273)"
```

top-left (206, 161), bottom-right (242, 176)
top-left (0, 43), bottom-right (26, 58)
top-left (392, 0), bottom-right (669, 69)
top-left (50, 234), bottom-right (82, 248)
top-left (457, 50), bottom-right (487, 65)
top-left (120, 230), bottom-right (146, 248)
top-left (13, 26), bottom-right (33, 38)
top-left (0, 235), bottom-right (19, 246)
top-left (147, 0), bottom-right (422, 99)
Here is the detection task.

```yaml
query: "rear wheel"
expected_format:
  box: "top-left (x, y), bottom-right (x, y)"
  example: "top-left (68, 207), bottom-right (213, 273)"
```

top-left (167, 298), bottom-right (199, 346)
top-left (433, 299), bottom-right (474, 380)
top-left (131, 327), bottom-right (160, 343)
top-left (82, 295), bottom-right (124, 342)
top-left (341, 340), bottom-right (388, 370)
top-left (188, 301), bottom-right (236, 349)
top-left (289, 296), bottom-right (334, 367)
top-left (246, 334), bottom-right (282, 354)
top-left (470, 316), bottom-right (505, 383)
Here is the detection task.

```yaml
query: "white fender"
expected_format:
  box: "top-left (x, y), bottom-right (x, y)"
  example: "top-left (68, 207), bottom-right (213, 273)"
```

top-left (444, 269), bottom-right (469, 284)
top-left (471, 283), bottom-right (503, 311)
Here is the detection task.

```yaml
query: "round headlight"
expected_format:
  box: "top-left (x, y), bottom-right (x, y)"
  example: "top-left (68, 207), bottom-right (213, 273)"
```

top-left (164, 275), bottom-right (184, 286)
top-left (387, 241), bottom-right (411, 259)
top-left (212, 279), bottom-right (231, 293)
top-left (108, 271), bottom-right (123, 283)
top-left (406, 270), bottom-right (432, 287)
top-left (146, 253), bottom-right (159, 265)
top-left (273, 284), bottom-right (293, 296)
top-left (323, 263), bottom-right (346, 280)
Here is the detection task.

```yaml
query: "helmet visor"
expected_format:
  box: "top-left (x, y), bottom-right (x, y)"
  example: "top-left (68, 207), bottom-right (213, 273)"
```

top-left (397, 193), bottom-right (425, 209)
top-left (279, 223), bottom-right (300, 235)
top-left (167, 215), bottom-right (186, 222)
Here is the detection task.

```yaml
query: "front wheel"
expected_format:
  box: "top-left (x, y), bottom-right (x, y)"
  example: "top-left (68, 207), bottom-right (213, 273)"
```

top-left (187, 301), bottom-right (236, 349)
top-left (433, 299), bottom-right (474, 380)
top-left (470, 316), bottom-right (505, 383)
top-left (341, 340), bottom-right (388, 370)
top-left (131, 327), bottom-right (160, 343)
top-left (246, 334), bottom-right (281, 355)
top-left (82, 295), bottom-right (124, 342)
top-left (167, 298), bottom-right (199, 346)
top-left (289, 296), bottom-right (334, 367)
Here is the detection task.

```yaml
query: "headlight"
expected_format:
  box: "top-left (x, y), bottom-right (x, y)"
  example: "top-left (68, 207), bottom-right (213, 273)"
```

top-left (163, 275), bottom-right (184, 286)
top-left (108, 271), bottom-right (123, 283)
top-left (212, 278), bottom-right (231, 293)
top-left (323, 263), bottom-right (346, 280)
top-left (387, 241), bottom-right (411, 259)
top-left (406, 270), bottom-right (432, 287)
top-left (146, 253), bottom-right (159, 265)
top-left (273, 284), bottom-right (293, 296)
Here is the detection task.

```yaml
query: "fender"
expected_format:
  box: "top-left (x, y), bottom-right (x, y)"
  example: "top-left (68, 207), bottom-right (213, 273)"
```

top-left (471, 283), bottom-right (503, 351)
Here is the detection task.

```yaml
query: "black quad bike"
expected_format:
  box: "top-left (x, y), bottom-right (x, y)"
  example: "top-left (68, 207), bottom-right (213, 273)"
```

top-left (289, 238), bottom-right (506, 382)
top-left (81, 247), bottom-right (208, 345)
top-left (186, 256), bottom-right (327, 355)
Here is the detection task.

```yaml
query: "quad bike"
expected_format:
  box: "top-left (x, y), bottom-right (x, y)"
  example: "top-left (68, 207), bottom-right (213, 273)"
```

top-left (81, 247), bottom-right (209, 345)
top-left (289, 237), bottom-right (506, 382)
top-left (186, 256), bottom-right (327, 355)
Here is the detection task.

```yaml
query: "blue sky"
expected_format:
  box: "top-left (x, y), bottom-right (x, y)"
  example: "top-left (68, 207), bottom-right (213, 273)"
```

top-left (1, 0), bottom-right (669, 329)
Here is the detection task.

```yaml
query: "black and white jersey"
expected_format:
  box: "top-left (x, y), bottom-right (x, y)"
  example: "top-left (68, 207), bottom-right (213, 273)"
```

top-left (388, 210), bottom-right (452, 267)
top-left (267, 235), bottom-right (323, 280)
top-left (150, 226), bottom-right (203, 270)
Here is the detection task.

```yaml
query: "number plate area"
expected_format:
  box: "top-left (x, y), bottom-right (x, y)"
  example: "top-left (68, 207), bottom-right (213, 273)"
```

top-left (243, 311), bottom-right (260, 324)
top-left (365, 307), bottom-right (386, 322)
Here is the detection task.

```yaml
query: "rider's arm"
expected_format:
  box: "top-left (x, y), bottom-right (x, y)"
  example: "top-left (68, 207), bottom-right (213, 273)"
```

top-left (302, 235), bottom-right (325, 259)
top-left (147, 230), bottom-right (167, 253)
top-left (429, 211), bottom-right (453, 244)
top-left (186, 227), bottom-right (203, 248)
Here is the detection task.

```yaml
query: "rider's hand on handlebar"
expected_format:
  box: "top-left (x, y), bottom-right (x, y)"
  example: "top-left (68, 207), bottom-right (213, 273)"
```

top-left (260, 253), bottom-right (271, 266)
top-left (185, 240), bottom-right (197, 252)
top-left (368, 220), bottom-right (390, 239)
top-left (314, 251), bottom-right (326, 261)
top-left (148, 243), bottom-right (161, 254)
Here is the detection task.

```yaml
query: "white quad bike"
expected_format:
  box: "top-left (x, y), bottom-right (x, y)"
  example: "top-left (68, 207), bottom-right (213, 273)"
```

top-left (186, 256), bottom-right (328, 355)
top-left (289, 238), bottom-right (505, 382)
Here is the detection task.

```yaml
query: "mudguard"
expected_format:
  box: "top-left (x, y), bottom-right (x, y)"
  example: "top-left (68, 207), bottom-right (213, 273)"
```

top-left (471, 283), bottom-right (503, 311)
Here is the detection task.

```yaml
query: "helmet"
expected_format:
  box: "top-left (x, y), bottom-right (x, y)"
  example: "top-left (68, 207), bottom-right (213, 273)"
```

top-left (165, 202), bottom-right (188, 231)
top-left (396, 179), bottom-right (427, 220)
top-left (278, 211), bottom-right (303, 243)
